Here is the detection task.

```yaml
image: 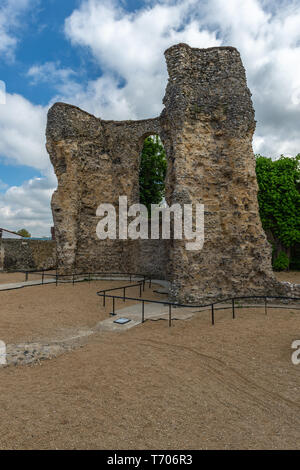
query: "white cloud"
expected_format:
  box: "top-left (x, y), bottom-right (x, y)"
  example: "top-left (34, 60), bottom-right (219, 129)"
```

top-left (0, 93), bottom-right (55, 236)
top-left (0, 92), bottom-right (48, 170)
top-left (0, 0), bottom-right (57, 236)
top-left (0, 0), bottom-right (36, 60)
top-left (200, 0), bottom-right (300, 157)
top-left (63, 0), bottom-right (220, 119)
top-left (0, 171), bottom-right (55, 236)
top-left (27, 61), bottom-right (76, 86)
top-left (2, 0), bottom-right (300, 236)
top-left (61, 0), bottom-right (300, 157)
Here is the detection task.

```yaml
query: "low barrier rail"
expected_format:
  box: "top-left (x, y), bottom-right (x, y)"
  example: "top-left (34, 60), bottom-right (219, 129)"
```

top-left (20, 269), bottom-right (151, 288)
top-left (2, 269), bottom-right (300, 327)
top-left (96, 283), bottom-right (300, 327)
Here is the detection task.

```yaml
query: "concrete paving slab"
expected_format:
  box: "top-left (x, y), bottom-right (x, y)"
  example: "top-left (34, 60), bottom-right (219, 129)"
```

top-left (0, 279), bottom-right (56, 291)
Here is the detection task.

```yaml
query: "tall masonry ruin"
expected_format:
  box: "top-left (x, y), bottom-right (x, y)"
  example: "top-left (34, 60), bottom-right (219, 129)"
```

top-left (46, 43), bottom-right (300, 303)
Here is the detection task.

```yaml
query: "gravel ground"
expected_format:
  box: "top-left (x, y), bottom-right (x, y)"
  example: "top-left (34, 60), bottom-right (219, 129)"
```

top-left (0, 272), bottom-right (27, 284)
top-left (0, 271), bottom-right (299, 449)
top-left (275, 270), bottom-right (300, 284)
top-left (0, 280), bottom-right (166, 343)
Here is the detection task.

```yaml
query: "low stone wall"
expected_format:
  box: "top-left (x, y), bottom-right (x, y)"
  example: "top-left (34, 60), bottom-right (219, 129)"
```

top-left (0, 239), bottom-right (56, 272)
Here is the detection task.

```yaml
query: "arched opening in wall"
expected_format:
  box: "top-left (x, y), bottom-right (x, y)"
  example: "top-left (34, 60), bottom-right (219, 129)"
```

top-left (137, 134), bottom-right (169, 280)
top-left (139, 134), bottom-right (167, 213)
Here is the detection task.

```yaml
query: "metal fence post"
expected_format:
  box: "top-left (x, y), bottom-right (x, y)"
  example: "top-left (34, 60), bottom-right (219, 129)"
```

top-left (169, 304), bottom-right (172, 327)
top-left (142, 301), bottom-right (145, 323)
top-left (232, 298), bottom-right (235, 319)
top-left (211, 304), bottom-right (215, 325)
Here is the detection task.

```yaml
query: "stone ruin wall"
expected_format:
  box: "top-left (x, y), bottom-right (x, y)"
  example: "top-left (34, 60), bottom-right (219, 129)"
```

top-left (46, 43), bottom-right (300, 303)
top-left (0, 239), bottom-right (56, 272)
top-left (46, 108), bottom-right (170, 279)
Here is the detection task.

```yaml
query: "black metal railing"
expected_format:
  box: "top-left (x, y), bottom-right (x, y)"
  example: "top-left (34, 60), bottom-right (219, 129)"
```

top-left (96, 283), bottom-right (300, 327)
top-left (2, 269), bottom-right (300, 328)
top-left (21, 269), bottom-right (151, 288)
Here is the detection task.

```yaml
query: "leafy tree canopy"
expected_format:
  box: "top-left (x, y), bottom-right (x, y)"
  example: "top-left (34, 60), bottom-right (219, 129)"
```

top-left (17, 228), bottom-right (31, 238)
top-left (139, 135), bottom-right (167, 213)
top-left (256, 154), bottom-right (300, 248)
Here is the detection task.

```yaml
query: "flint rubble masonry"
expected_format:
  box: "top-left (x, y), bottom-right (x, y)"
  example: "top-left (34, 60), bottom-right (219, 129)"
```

top-left (46, 43), bottom-right (300, 303)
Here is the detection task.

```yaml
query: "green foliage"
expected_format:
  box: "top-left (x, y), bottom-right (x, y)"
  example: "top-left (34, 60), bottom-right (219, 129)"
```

top-left (273, 251), bottom-right (290, 271)
top-left (256, 154), bottom-right (300, 248)
top-left (17, 228), bottom-right (31, 238)
top-left (139, 135), bottom-right (167, 213)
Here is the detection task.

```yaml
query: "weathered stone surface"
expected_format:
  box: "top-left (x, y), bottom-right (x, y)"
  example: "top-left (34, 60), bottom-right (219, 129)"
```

top-left (46, 43), bottom-right (300, 303)
top-left (47, 105), bottom-right (163, 275)
top-left (0, 239), bottom-right (56, 272)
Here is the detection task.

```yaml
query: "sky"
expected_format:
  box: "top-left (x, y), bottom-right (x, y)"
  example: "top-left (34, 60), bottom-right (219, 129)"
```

top-left (0, 0), bottom-right (300, 236)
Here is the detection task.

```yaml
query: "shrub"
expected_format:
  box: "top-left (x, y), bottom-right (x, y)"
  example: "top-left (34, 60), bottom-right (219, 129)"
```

top-left (273, 251), bottom-right (290, 271)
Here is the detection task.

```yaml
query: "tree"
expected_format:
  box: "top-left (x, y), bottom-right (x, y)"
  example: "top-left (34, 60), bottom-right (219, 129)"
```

top-left (17, 228), bottom-right (31, 238)
top-left (255, 154), bottom-right (300, 264)
top-left (273, 251), bottom-right (290, 271)
top-left (139, 135), bottom-right (167, 213)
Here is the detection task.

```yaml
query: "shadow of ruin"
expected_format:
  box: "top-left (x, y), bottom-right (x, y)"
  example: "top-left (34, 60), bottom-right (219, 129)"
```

top-left (46, 43), bottom-right (300, 304)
